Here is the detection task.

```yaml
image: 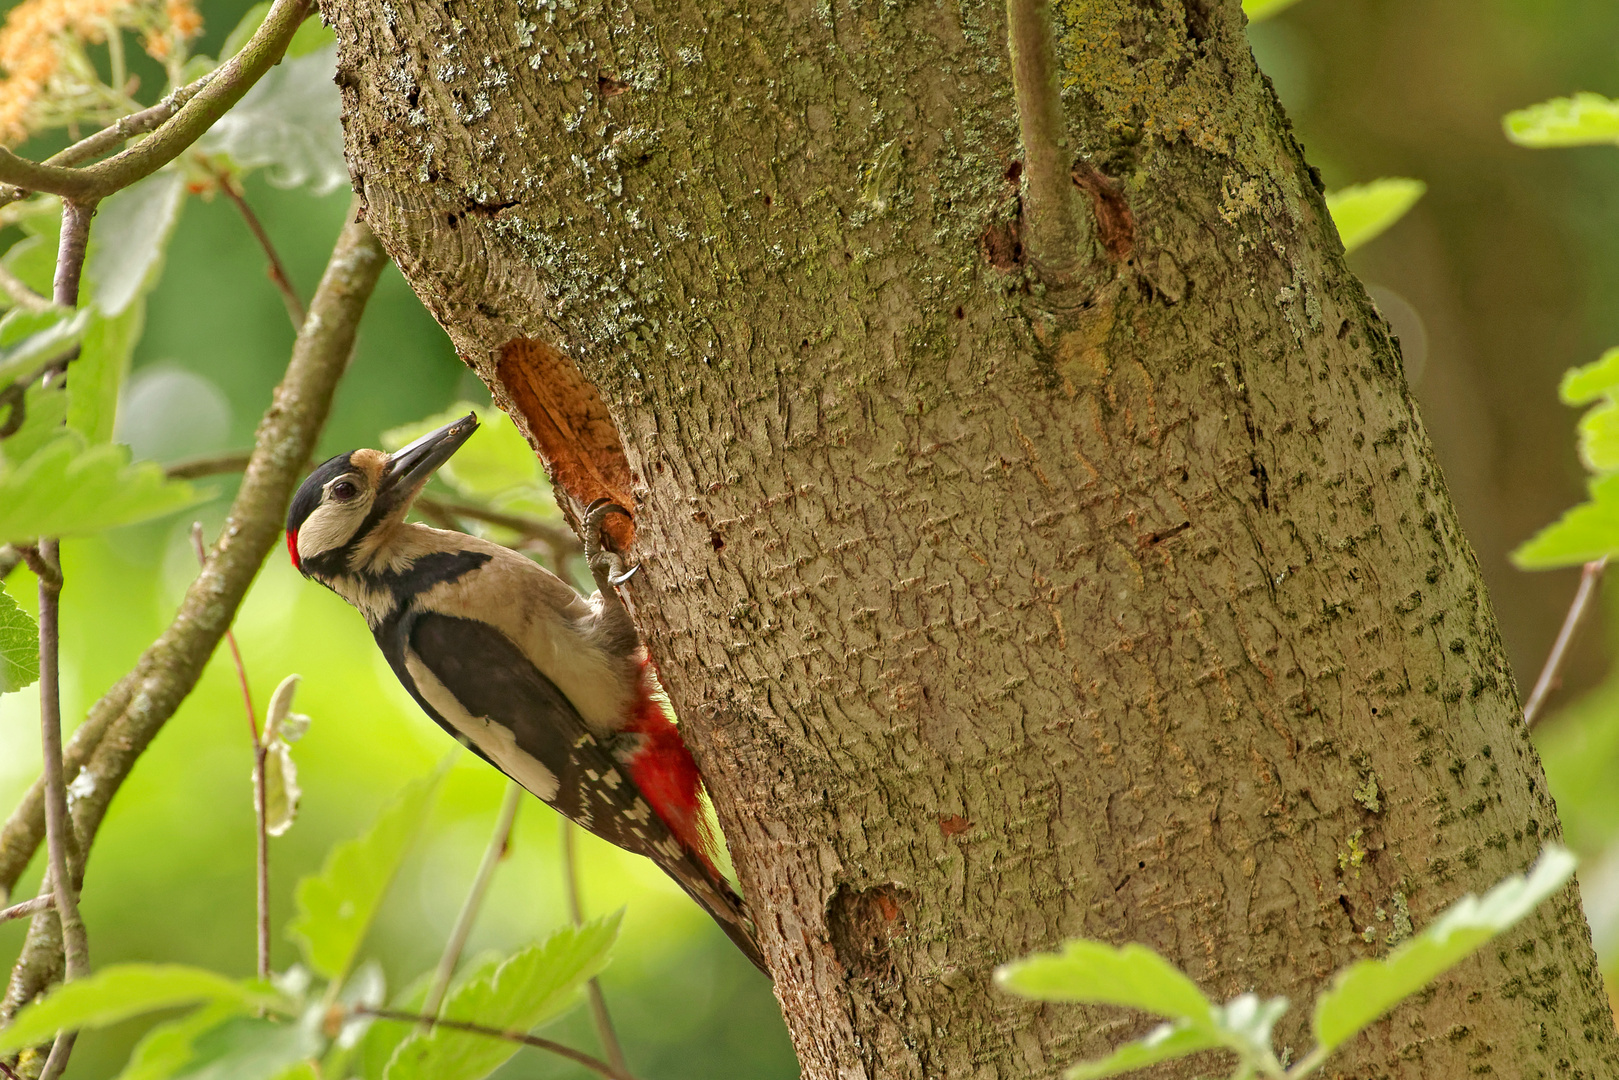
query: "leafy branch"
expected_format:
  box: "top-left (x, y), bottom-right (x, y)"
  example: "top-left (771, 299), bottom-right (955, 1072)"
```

top-left (996, 847), bottom-right (1575, 1080)
top-left (0, 0), bottom-right (313, 202)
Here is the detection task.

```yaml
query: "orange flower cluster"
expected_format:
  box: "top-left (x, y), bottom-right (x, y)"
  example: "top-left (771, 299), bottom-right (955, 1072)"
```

top-left (0, 0), bottom-right (202, 145)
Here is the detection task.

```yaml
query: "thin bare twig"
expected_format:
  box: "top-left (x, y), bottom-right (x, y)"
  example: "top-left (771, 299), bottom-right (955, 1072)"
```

top-left (1524, 557), bottom-right (1608, 730)
top-left (354, 1007), bottom-right (632, 1080)
top-left (0, 1057), bottom-right (21, 1079)
top-left (0, 895), bottom-right (51, 924)
top-left (191, 523), bottom-right (270, 979)
top-left (421, 782), bottom-right (523, 1026)
top-left (1, 203), bottom-right (388, 1023)
top-left (562, 821), bottom-right (629, 1078)
top-left (1005, 0), bottom-right (1090, 307)
top-left (213, 168), bottom-right (306, 329)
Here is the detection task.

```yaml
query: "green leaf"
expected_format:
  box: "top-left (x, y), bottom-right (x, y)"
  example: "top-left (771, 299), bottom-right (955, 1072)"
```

top-left (67, 303), bottom-right (144, 444)
top-left (1505, 93), bottom-right (1619, 149)
top-left (200, 45), bottom-right (346, 195)
top-left (113, 1001), bottom-right (243, 1080)
top-left (0, 307), bottom-right (88, 386)
top-left (0, 580), bottom-right (39, 693)
top-left (1325, 179), bottom-right (1426, 253)
top-left (995, 940), bottom-right (1216, 1025)
top-left (1512, 472), bottom-right (1619, 568)
top-left (383, 916), bottom-right (621, 1080)
top-left (220, 1), bottom-right (271, 60)
top-left (167, 1013), bottom-right (322, 1080)
top-left (1577, 401), bottom-right (1619, 472)
top-left (1560, 347), bottom-right (1619, 406)
top-left (1243, 0), bottom-right (1304, 22)
top-left (1312, 845), bottom-right (1576, 1052)
top-left (1064, 1021), bottom-right (1222, 1080)
top-left (381, 403), bottom-right (541, 499)
top-left (0, 433), bottom-right (205, 544)
top-left (0, 965), bottom-right (278, 1055)
top-left (357, 956), bottom-right (498, 1080)
top-left (85, 170), bottom-right (187, 317)
top-left (287, 767), bottom-right (445, 981)
top-left (0, 383), bottom-right (67, 468)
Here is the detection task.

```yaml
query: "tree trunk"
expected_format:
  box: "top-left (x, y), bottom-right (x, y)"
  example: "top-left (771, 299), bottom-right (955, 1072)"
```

top-left (324, 0), bottom-right (1617, 1075)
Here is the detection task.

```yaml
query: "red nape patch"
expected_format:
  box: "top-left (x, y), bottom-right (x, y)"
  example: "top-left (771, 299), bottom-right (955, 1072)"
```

top-left (624, 691), bottom-right (715, 872)
top-left (286, 529), bottom-right (300, 571)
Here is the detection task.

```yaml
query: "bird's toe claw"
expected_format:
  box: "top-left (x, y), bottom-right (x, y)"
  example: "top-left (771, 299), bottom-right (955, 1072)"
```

top-left (583, 500), bottom-right (636, 590)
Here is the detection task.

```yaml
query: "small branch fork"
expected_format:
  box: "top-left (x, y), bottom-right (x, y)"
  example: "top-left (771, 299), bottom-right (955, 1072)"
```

top-left (1523, 558), bottom-right (1608, 730)
top-left (0, 0), bottom-right (312, 202)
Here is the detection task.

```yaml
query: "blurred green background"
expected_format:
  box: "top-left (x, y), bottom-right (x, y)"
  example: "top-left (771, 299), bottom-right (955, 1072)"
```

top-left (8, 0), bottom-right (1619, 1074)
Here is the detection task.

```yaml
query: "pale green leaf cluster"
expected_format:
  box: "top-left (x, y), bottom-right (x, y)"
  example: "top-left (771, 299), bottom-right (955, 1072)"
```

top-left (1505, 93), bottom-right (1619, 148)
top-left (0, 581), bottom-right (39, 694)
top-left (997, 847), bottom-right (1573, 1080)
top-left (0, 434), bottom-right (204, 544)
top-left (1515, 349), bottom-right (1619, 566)
top-left (1325, 179), bottom-right (1426, 253)
top-left (260, 675), bottom-right (311, 837)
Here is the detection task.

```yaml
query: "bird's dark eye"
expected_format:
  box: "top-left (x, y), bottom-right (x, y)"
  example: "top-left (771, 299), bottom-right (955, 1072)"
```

top-left (331, 480), bottom-right (358, 502)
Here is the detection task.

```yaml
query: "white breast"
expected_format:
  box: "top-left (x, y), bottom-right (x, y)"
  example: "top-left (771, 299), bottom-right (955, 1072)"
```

top-left (404, 650), bottom-right (560, 800)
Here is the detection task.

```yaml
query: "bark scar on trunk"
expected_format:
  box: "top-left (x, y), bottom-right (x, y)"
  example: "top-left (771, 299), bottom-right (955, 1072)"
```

top-left (828, 883), bottom-right (912, 983)
top-left (495, 337), bottom-right (636, 544)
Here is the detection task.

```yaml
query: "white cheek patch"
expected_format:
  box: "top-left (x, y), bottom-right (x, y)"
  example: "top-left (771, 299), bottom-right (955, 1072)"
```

top-left (405, 651), bottom-right (560, 801)
top-left (297, 499), bottom-right (372, 562)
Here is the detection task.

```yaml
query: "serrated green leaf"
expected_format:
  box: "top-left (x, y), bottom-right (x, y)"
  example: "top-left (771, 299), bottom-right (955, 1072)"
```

top-left (994, 940), bottom-right (1216, 1026)
top-left (0, 433), bottom-right (205, 544)
top-left (1064, 1021), bottom-right (1222, 1080)
top-left (67, 303), bottom-right (144, 444)
top-left (200, 45), bottom-right (346, 195)
top-left (1577, 401), bottom-right (1619, 472)
top-left (383, 916), bottom-right (621, 1080)
top-left (0, 307), bottom-right (88, 386)
top-left (287, 768), bottom-right (445, 981)
top-left (0, 965), bottom-right (279, 1055)
top-left (1512, 472), bottom-right (1619, 568)
top-left (381, 403), bottom-right (540, 499)
top-left (0, 581), bottom-right (39, 694)
top-left (167, 1012), bottom-right (322, 1080)
top-left (220, 1), bottom-right (271, 59)
top-left (1312, 846), bottom-right (1575, 1052)
top-left (357, 957), bottom-right (497, 1080)
top-left (3, 212), bottom-right (59, 296)
top-left (113, 1000), bottom-right (243, 1080)
top-left (85, 170), bottom-right (186, 317)
top-left (1560, 347), bottom-right (1619, 406)
top-left (1505, 93), bottom-right (1619, 149)
top-left (1326, 179), bottom-right (1426, 253)
top-left (1243, 0), bottom-right (1304, 22)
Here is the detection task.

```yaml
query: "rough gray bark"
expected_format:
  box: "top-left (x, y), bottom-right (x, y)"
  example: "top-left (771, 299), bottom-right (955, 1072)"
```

top-left (325, 0), bottom-right (1617, 1076)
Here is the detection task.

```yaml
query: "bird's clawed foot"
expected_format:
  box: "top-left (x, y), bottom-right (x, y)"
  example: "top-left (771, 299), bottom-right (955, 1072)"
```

top-left (583, 499), bottom-right (639, 589)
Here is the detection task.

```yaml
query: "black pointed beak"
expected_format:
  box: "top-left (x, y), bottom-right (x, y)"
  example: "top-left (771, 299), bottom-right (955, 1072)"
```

top-left (381, 411), bottom-right (478, 498)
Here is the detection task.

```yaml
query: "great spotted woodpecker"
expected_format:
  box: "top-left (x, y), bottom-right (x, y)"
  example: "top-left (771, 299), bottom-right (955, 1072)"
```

top-left (285, 412), bottom-right (765, 973)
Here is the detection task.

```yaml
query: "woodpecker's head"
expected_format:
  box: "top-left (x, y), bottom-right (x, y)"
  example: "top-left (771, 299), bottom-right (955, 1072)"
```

top-left (287, 412), bottom-right (478, 579)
